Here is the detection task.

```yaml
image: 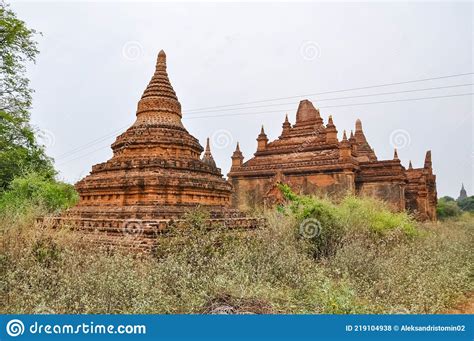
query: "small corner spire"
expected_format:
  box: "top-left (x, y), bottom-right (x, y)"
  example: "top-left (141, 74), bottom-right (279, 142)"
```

top-left (408, 160), bottom-right (413, 169)
top-left (424, 150), bottom-right (432, 168)
top-left (393, 148), bottom-right (399, 160)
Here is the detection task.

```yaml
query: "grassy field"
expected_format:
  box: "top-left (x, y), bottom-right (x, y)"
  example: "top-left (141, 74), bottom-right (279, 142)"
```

top-left (0, 193), bottom-right (473, 314)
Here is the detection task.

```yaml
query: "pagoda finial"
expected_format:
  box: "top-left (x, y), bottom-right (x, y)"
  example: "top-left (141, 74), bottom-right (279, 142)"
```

top-left (393, 148), bottom-right (399, 160)
top-left (342, 130), bottom-right (348, 141)
top-left (355, 118), bottom-right (363, 132)
top-left (408, 160), bottom-right (413, 169)
top-left (137, 49), bottom-right (182, 125)
top-left (285, 114), bottom-right (289, 123)
top-left (261, 125), bottom-right (265, 134)
top-left (236, 142), bottom-right (241, 152)
top-left (157, 49), bottom-right (166, 66)
top-left (350, 130), bottom-right (354, 139)
top-left (328, 115), bottom-right (334, 125)
top-left (205, 137), bottom-right (211, 152)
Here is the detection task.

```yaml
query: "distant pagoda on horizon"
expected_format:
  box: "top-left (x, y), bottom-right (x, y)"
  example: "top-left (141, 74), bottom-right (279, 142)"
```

top-left (70, 50), bottom-right (232, 220)
top-left (458, 183), bottom-right (468, 201)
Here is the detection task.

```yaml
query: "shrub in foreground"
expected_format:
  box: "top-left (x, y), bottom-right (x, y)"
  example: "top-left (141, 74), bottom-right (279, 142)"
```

top-left (0, 172), bottom-right (78, 218)
top-left (279, 184), bottom-right (417, 258)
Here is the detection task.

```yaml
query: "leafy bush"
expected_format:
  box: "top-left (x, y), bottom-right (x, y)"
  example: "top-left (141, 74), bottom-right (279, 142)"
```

top-left (0, 172), bottom-right (78, 217)
top-left (457, 196), bottom-right (474, 212)
top-left (279, 184), bottom-right (416, 258)
top-left (437, 197), bottom-right (462, 219)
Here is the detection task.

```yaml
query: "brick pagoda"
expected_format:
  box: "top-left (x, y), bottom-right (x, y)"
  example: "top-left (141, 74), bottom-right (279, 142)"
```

top-left (69, 50), bottom-right (233, 222)
top-left (228, 100), bottom-right (437, 220)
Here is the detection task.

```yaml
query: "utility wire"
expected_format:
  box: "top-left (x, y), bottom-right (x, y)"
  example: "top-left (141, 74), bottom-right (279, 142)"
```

top-left (56, 92), bottom-right (473, 165)
top-left (55, 124), bottom-right (129, 160)
top-left (184, 93), bottom-right (474, 120)
top-left (54, 81), bottom-right (474, 160)
top-left (184, 72), bottom-right (474, 113)
top-left (182, 83), bottom-right (473, 115)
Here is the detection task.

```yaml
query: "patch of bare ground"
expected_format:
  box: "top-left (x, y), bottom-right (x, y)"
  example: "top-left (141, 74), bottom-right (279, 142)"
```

top-left (445, 293), bottom-right (474, 314)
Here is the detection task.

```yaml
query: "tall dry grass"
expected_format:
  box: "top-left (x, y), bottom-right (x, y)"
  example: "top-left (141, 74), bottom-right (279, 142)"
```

top-left (1, 198), bottom-right (472, 314)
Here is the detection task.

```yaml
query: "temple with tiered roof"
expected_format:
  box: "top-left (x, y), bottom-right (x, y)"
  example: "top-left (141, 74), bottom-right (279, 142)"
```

top-left (228, 100), bottom-right (437, 221)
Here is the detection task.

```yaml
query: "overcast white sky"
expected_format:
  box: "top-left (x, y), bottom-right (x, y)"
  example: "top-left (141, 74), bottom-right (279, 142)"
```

top-left (12, 1), bottom-right (473, 198)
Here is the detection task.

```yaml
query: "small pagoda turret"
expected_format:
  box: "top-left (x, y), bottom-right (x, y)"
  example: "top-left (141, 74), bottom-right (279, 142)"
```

top-left (256, 125), bottom-right (269, 152)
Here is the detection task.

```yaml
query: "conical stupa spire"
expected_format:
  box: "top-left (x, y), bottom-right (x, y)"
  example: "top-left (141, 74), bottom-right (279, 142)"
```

top-left (393, 149), bottom-right (399, 160)
top-left (136, 50), bottom-right (182, 125)
top-left (141, 50), bottom-right (178, 102)
top-left (408, 160), bottom-right (413, 169)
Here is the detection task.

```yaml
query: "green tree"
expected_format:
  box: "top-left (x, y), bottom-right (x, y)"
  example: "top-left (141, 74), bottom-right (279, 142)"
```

top-left (436, 197), bottom-right (462, 219)
top-left (458, 196), bottom-right (474, 212)
top-left (0, 1), bottom-right (54, 191)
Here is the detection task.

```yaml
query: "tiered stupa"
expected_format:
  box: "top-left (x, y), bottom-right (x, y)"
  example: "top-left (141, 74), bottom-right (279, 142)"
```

top-left (70, 50), bottom-right (232, 221)
top-left (228, 99), bottom-right (437, 220)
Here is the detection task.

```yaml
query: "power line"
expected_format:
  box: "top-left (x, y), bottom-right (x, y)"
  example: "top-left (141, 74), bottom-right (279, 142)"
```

top-left (56, 143), bottom-right (112, 166)
top-left (56, 92), bottom-right (472, 166)
top-left (184, 72), bottom-right (474, 113)
top-left (53, 72), bottom-right (474, 162)
top-left (55, 124), bottom-right (129, 160)
top-left (184, 92), bottom-right (474, 120)
top-left (182, 83), bottom-right (473, 115)
top-left (55, 82), bottom-right (472, 161)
